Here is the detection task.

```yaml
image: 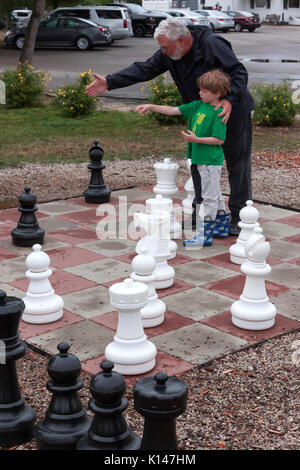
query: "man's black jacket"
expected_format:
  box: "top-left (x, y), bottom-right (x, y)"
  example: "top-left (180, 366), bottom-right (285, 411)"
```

top-left (105, 25), bottom-right (255, 127)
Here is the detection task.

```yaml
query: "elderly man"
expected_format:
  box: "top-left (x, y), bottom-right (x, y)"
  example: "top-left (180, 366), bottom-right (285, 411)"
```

top-left (86, 19), bottom-right (254, 235)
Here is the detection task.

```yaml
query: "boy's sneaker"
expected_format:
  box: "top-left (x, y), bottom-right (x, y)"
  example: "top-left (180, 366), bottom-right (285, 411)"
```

top-left (183, 217), bottom-right (215, 250)
top-left (213, 210), bottom-right (230, 238)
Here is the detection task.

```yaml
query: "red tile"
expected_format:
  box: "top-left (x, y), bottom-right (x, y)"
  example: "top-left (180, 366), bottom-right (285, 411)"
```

top-left (91, 310), bottom-right (195, 337)
top-left (9, 269), bottom-right (97, 296)
top-left (290, 258), bottom-right (300, 266)
top-left (202, 252), bottom-right (282, 272)
top-left (202, 274), bottom-right (290, 300)
top-left (112, 252), bottom-right (136, 264)
top-left (57, 208), bottom-right (118, 226)
top-left (282, 234), bottom-right (300, 244)
top-left (81, 350), bottom-right (194, 386)
top-left (139, 185), bottom-right (154, 192)
top-left (45, 246), bottom-right (106, 269)
top-left (20, 309), bottom-right (84, 340)
top-left (47, 227), bottom-right (99, 245)
top-left (277, 214), bottom-right (300, 227)
top-left (200, 311), bottom-right (300, 343)
top-left (156, 279), bottom-right (195, 298)
top-left (213, 236), bottom-right (235, 247)
top-left (0, 247), bottom-right (20, 261)
top-left (0, 208), bottom-right (48, 225)
top-left (0, 225), bottom-right (13, 240)
top-left (168, 254), bottom-right (195, 266)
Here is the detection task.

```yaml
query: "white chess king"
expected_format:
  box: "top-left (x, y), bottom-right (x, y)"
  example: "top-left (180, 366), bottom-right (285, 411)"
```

top-left (22, 244), bottom-right (64, 324)
top-left (231, 227), bottom-right (276, 330)
top-left (105, 278), bottom-right (157, 375)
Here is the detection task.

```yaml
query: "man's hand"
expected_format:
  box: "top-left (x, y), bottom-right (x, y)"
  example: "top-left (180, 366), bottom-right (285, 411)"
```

top-left (85, 73), bottom-right (108, 96)
top-left (135, 104), bottom-right (153, 114)
top-left (215, 99), bottom-right (232, 124)
top-left (181, 130), bottom-right (199, 143)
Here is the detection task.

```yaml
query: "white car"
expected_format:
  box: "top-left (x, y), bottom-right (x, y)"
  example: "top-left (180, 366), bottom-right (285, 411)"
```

top-left (167, 9), bottom-right (210, 28)
top-left (195, 10), bottom-right (234, 32)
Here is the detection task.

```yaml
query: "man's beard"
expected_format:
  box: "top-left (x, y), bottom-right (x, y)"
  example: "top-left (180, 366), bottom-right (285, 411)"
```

top-left (169, 43), bottom-right (184, 61)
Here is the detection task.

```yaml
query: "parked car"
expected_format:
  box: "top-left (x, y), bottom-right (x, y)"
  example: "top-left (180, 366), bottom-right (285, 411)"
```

top-left (167, 9), bottom-right (210, 27)
top-left (195, 10), bottom-right (234, 32)
top-left (47, 5), bottom-right (132, 40)
top-left (10, 9), bottom-right (32, 27)
top-left (4, 16), bottom-right (112, 50)
top-left (226, 11), bottom-right (261, 32)
top-left (106, 3), bottom-right (168, 37)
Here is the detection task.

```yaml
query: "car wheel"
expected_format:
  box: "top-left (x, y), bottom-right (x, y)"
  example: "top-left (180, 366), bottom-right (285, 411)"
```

top-left (75, 36), bottom-right (91, 51)
top-left (234, 23), bottom-right (242, 32)
top-left (133, 23), bottom-right (146, 37)
top-left (248, 27), bottom-right (255, 32)
top-left (14, 35), bottom-right (25, 50)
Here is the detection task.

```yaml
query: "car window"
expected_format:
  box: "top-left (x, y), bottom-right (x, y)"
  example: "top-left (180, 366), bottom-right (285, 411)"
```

top-left (41, 18), bottom-right (58, 28)
top-left (58, 18), bottom-right (81, 28)
top-left (96, 9), bottom-right (122, 19)
top-left (72, 9), bottom-right (90, 19)
top-left (198, 11), bottom-right (208, 16)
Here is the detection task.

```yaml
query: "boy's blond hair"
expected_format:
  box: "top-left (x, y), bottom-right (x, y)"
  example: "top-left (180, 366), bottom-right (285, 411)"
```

top-left (197, 69), bottom-right (231, 98)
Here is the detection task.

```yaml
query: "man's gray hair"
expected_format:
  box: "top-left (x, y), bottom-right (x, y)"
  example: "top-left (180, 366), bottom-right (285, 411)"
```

top-left (154, 18), bottom-right (189, 41)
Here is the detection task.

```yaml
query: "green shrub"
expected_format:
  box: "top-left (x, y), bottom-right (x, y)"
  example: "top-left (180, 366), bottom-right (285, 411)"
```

top-left (252, 81), bottom-right (296, 127)
top-left (52, 70), bottom-right (97, 118)
top-left (0, 62), bottom-right (50, 108)
top-left (146, 74), bottom-right (183, 124)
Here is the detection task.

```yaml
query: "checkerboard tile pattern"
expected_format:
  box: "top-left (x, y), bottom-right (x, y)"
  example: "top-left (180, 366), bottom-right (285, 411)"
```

top-left (1, 188), bottom-right (300, 385)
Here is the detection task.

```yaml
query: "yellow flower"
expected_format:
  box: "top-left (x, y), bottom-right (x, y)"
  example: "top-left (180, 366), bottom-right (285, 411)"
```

top-left (266, 115), bottom-right (269, 119)
top-left (140, 86), bottom-right (145, 92)
top-left (70, 106), bottom-right (74, 110)
top-left (274, 96), bottom-right (277, 100)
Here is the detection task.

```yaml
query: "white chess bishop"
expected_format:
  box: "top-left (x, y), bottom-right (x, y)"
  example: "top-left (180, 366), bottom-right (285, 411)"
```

top-left (229, 200), bottom-right (260, 265)
top-left (105, 278), bottom-right (157, 375)
top-left (134, 211), bottom-right (175, 289)
top-left (136, 194), bottom-right (178, 259)
top-left (231, 227), bottom-right (277, 331)
top-left (22, 244), bottom-right (64, 324)
top-left (153, 158), bottom-right (179, 197)
top-left (182, 159), bottom-right (195, 217)
top-left (131, 247), bottom-right (166, 328)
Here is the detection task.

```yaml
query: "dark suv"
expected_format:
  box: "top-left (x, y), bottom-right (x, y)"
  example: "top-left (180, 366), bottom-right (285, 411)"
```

top-left (106, 3), bottom-right (167, 37)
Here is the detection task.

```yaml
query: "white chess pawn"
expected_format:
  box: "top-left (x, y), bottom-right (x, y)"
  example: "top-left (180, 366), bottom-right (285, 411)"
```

top-left (136, 194), bottom-right (178, 259)
top-left (153, 158), bottom-right (179, 197)
top-left (22, 244), bottom-right (64, 324)
top-left (134, 211), bottom-right (175, 289)
top-left (131, 247), bottom-right (166, 328)
top-left (105, 278), bottom-right (157, 375)
top-left (229, 200), bottom-right (260, 265)
top-left (182, 159), bottom-right (195, 217)
top-left (231, 227), bottom-right (276, 330)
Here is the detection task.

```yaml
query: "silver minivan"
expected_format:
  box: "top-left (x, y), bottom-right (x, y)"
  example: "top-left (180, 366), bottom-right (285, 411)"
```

top-left (48, 6), bottom-right (133, 40)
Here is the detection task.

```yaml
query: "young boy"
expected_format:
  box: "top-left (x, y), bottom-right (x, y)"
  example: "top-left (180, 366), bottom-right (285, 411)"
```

top-left (135, 68), bottom-right (231, 249)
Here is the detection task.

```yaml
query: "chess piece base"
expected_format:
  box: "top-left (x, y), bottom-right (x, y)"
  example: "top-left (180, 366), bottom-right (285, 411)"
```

top-left (11, 228), bottom-right (45, 247)
top-left (84, 188), bottom-right (111, 204)
top-left (0, 400), bottom-right (35, 447)
top-left (231, 296), bottom-right (276, 331)
top-left (22, 308), bottom-right (63, 324)
top-left (105, 335), bottom-right (156, 375)
top-left (35, 415), bottom-right (92, 450)
top-left (77, 430), bottom-right (141, 451)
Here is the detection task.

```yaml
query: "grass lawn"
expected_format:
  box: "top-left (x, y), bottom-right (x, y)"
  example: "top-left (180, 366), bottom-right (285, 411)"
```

top-left (1, 105), bottom-right (300, 168)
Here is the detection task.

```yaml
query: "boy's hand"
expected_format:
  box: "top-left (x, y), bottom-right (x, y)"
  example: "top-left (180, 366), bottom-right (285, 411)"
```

top-left (181, 130), bottom-right (198, 143)
top-left (215, 99), bottom-right (232, 124)
top-left (135, 104), bottom-right (152, 114)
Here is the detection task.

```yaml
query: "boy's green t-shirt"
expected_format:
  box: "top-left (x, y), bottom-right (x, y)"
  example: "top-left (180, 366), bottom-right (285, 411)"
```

top-left (178, 100), bottom-right (226, 166)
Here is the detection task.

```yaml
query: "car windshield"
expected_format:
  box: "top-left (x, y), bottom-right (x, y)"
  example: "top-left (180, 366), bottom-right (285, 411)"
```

top-left (126, 3), bottom-right (148, 13)
top-left (240, 11), bottom-right (254, 16)
top-left (212, 11), bottom-right (230, 17)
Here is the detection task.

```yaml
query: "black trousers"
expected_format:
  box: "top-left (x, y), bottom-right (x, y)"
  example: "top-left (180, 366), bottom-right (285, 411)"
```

top-left (191, 112), bottom-right (253, 222)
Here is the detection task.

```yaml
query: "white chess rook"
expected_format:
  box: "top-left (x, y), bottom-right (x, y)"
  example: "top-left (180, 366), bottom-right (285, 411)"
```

top-left (22, 244), bottom-right (64, 324)
top-left (229, 200), bottom-right (260, 265)
top-left (105, 278), bottom-right (157, 375)
top-left (131, 247), bottom-right (166, 328)
top-left (153, 157), bottom-right (179, 197)
top-left (134, 211), bottom-right (175, 289)
top-left (231, 227), bottom-right (276, 331)
top-left (136, 194), bottom-right (178, 259)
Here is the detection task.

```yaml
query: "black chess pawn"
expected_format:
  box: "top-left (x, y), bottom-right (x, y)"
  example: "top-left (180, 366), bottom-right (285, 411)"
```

top-left (77, 360), bottom-right (141, 450)
top-left (34, 342), bottom-right (91, 450)
top-left (0, 290), bottom-right (36, 447)
top-left (83, 141), bottom-right (111, 204)
top-left (11, 187), bottom-right (45, 247)
top-left (133, 371), bottom-right (188, 450)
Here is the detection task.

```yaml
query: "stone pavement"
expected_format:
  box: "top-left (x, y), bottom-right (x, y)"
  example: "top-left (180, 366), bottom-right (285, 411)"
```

top-left (1, 186), bottom-right (300, 386)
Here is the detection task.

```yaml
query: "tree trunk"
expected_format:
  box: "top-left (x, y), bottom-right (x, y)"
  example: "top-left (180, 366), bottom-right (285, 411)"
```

top-left (18, 0), bottom-right (46, 66)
